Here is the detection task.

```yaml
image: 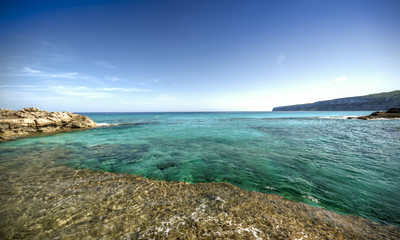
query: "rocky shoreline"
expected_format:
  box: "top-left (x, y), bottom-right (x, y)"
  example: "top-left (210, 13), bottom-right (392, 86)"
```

top-left (0, 107), bottom-right (97, 141)
top-left (348, 108), bottom-right (400, 120)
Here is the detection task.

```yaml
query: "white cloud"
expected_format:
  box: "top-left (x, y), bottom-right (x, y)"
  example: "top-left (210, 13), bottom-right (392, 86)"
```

top-left (276, 53), bottom-right (286, 65)
top-left (333, 76), bottom-right (348, 82)
top-left (94, 60), bottom-right (117, 69)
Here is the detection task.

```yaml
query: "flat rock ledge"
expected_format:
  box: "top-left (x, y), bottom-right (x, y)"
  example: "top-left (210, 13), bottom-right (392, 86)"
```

top-left (348, 108), bottom-right (400, 120)
top-left (0, 107), bottom-right (97, 141)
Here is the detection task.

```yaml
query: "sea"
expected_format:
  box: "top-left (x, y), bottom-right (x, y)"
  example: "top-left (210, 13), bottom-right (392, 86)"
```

top-left (1, 111), bottom-right (399, 227)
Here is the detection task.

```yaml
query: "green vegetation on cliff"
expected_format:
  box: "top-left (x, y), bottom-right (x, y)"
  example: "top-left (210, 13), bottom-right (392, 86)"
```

top-left (273, 91), bottom-right (400, 111)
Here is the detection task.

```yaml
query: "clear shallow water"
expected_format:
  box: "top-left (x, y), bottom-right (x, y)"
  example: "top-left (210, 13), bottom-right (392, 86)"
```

top-left (1, 111), bottom-right (399, 226)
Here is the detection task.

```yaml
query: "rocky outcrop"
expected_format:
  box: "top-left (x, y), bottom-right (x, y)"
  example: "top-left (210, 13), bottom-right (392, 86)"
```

top-left (0, 107), bottom-right (97, 141)
top-left (348, 108), bottom-right (400, 120)
top-left (273, 90), bottom-right (400, 111)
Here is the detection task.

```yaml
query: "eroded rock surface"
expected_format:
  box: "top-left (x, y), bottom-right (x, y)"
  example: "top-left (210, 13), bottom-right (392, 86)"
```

top-left (0, 107), bottom-right (97, 141)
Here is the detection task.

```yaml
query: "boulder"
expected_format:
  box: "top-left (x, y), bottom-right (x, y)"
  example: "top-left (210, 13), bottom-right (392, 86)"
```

top-left (0, 107), bottom-right (97, 141)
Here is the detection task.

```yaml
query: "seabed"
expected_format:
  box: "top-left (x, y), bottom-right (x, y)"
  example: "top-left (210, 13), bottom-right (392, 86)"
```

top-left (1, 148), bottom-right (399, 239)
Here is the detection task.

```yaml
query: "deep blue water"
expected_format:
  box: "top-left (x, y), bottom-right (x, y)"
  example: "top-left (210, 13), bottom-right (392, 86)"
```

top-left (1, 111), bottom-right (399, 226)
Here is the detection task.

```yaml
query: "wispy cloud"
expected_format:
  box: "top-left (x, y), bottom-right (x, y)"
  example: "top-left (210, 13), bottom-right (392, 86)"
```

top-left (1, 84), bottom-right (152, 99)
top-left (21, 67), bottom-right (79, 79)
top-left (48, 86), bottom-right (110, 98)
top-left (136, 78), bottom-right (162, 85)
top-left (46, 53), bottom-right (77, 62)
top-left (0, 84), bottom-right (49, 91)
top-left (333, 76), bottom-right (348, 82)
top-left (10, 67), bottom-right (94, 81)
top-left (33, 39), bottom-right (76, 62)
top-left (105, 76), bottom-right (122, 82)
top-left (34, 39), bottom-right (58, 49)
top-left (276, 53), bottom-right (286, 65)
top-left (23, 67), bottom-right (42, 74)
top-left (49, 72), bottom-right (80, 79)
top-left (0, 85), bottom-right (107, 99)
top-left (94, 60), bottom-right (117, 69)
top-left (102, 87), bottom-right (151, 93)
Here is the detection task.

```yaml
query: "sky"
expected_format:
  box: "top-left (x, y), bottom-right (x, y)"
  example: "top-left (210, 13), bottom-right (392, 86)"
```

top-left (0, 0), bottom-right (399, 112)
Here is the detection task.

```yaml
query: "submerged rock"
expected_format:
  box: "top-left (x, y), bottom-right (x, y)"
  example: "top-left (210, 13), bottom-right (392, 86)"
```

top-left (0, 107), bottom-right (97, 141)
top-left (348, 108), bottom-right (400, 120)
top-left (0, 148), bottom-right (399, 239)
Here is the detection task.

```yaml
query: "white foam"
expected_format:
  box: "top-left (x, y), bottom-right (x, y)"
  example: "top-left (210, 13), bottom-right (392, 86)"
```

top-left (368, 117), bottom-right (400, 120)
top-left (140, 201), bottom-right (267, 239)
top-left (303, 195), bottom-right (320, 203)
top-left (96, 123), bottom-right (111, 126)
top-left (96, 122), bottom-right (144, 127)
top-left (317, 116), bottom-right (359, 119)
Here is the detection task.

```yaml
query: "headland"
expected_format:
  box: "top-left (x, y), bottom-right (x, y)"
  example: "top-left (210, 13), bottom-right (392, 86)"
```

top-left (273, 90), bottom-right (400, 111)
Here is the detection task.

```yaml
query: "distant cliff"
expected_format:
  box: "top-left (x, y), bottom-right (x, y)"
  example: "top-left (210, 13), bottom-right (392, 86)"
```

top-left (272, 90), bottom-right (400, 111)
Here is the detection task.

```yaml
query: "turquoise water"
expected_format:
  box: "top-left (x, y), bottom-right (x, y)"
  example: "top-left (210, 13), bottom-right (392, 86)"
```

top-left (1, 111), bottom-right (399, 226)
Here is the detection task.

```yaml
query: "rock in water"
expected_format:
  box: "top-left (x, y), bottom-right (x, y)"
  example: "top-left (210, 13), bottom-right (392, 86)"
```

top-left (348, 108), bottom-right (400, 120)
top-left (0, 107), bottom-right (97, 141)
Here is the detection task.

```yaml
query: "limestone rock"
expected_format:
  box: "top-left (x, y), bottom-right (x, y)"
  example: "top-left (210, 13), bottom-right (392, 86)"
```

top-left (0, 107), bottom-right (97, 141)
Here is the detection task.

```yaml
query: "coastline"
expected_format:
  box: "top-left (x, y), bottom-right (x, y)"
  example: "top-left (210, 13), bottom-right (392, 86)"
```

top-left (1, 148), bottom-right (399, 239)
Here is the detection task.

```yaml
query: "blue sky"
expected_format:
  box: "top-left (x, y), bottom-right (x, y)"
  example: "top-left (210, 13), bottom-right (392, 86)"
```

top-left (1, 0), bottom-right (399, 112)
